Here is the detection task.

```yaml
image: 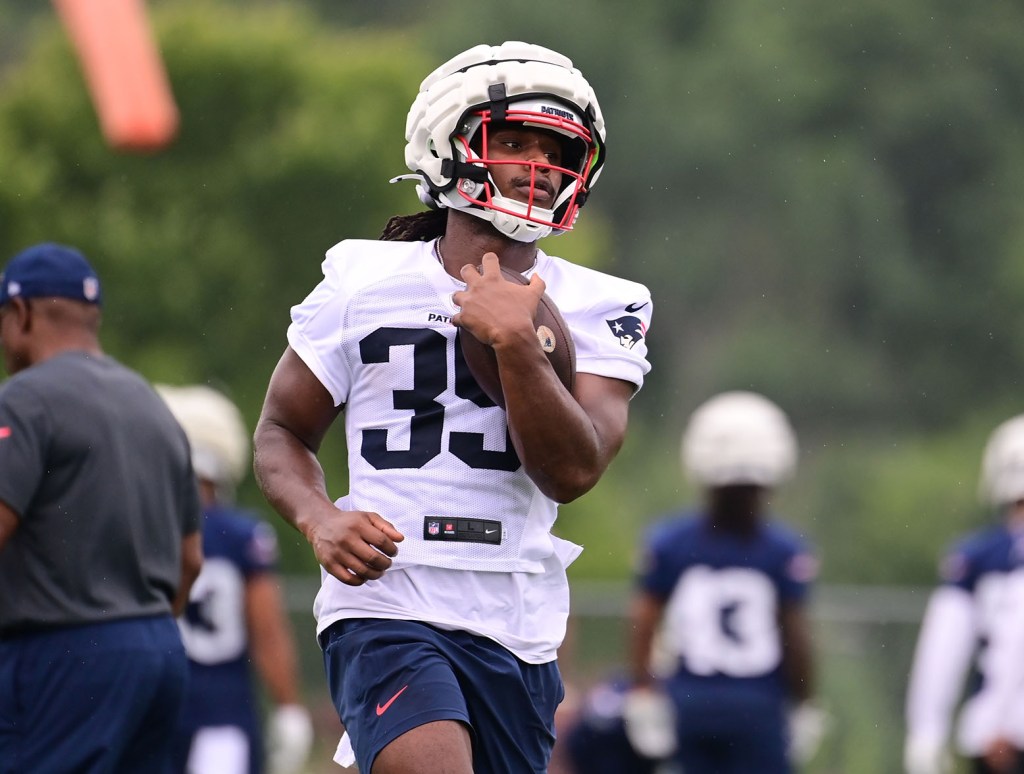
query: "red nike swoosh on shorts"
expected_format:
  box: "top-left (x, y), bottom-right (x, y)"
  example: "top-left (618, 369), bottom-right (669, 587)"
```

top-left (376, 685), bottom-right (408, 716)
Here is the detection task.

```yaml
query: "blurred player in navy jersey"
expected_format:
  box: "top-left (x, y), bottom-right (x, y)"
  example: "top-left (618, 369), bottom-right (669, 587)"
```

top-left (158, 384), bottom-right (313, 774)
top-left (561, 673), bottom-right (669, 774)
top-left (626, 391), bottom-right (825, 774)
top-left (253, 41), bottom-right (651, 774)
top-left (904, 415), bottom-right (1024, 774)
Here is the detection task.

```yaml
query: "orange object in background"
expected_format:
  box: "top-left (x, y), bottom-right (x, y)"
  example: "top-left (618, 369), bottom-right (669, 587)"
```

top-left (53, 0), bottom-right (178, 152)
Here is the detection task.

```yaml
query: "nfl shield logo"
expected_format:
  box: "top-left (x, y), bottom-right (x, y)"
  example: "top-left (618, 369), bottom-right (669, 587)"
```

top-left (427, 521), bottom-right (440, 536)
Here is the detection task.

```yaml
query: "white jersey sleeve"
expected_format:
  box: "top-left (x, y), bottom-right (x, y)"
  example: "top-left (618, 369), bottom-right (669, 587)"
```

top-left (287, 245), bottom-right (357, 405)
top-left (977, 568), bottom-right (1024, 747)
top-left (531, 250), bottom-right (652, 391)
top-left (904, 586), bottom-right (976, 756)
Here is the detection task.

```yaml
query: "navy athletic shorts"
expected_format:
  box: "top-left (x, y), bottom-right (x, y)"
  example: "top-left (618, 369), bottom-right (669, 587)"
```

top-left (321, 618), bottom-right (563, 774)
top-left (0, 615), bottom-right (188, 773)
top-left (668, 684), bottom-right (790, 774)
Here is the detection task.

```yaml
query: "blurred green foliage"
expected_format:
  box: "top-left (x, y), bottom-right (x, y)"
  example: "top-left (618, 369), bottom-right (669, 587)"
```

top-left (3, 3), bottom-right (1021, 771)
top-left (1, 0), bottom-right (1023, 590)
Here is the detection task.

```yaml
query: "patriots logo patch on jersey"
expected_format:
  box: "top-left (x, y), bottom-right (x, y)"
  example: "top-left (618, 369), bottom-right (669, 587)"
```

top-left (606, 314), bottom-right (646, 350)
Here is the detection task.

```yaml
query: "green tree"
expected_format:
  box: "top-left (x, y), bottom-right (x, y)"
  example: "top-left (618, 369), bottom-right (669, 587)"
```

top-left (0, 3), bottom-right (434, 566)
top-left (0, 2), bottom-right (617, 569)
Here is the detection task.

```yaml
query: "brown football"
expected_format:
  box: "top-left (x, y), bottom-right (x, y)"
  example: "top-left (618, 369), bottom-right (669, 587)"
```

top-left (459, 266), bottom-right (576, 409)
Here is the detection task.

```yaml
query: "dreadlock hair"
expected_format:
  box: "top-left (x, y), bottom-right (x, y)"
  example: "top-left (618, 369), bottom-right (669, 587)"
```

top-left (379, 209), bottom-right (448, 242)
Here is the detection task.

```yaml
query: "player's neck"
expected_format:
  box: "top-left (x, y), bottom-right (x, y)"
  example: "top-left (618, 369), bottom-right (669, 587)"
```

top-left (440, 211), bottom-right (539, 277)
top-left (1005, 501), bottom-right (1024, 530)
top-left (706, 485), bottom-right (765, 536)
top-left (32, 335), bottom-right (103, 367)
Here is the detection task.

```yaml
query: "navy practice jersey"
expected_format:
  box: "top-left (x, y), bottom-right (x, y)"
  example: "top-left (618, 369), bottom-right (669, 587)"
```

top-left (938, 523), bottom-right (1024, 695)
top-left (563, 676), bottom-right (660, 774)
top-left (177, 505), bottom-right (279, 726)
top-left (636, 509), bottom-right (817, 701)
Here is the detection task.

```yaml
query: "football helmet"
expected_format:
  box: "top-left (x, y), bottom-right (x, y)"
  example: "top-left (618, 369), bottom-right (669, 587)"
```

top-left (979, 415), bottom-right (1024, 506)
top-left (156, 383), bottom-right (250, 490)
top-left (399, 41), bottom-right (606, 242)
top-left (682, 391), bottom-right (798, 487)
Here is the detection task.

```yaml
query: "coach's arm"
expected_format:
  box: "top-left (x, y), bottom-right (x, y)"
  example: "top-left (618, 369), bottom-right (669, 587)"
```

top-left (0, 500), bottom-right (17, 552)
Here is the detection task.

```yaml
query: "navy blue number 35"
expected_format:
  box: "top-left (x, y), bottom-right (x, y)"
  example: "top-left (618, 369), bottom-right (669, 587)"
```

top-left (358, 327), bottom-right (520, 472)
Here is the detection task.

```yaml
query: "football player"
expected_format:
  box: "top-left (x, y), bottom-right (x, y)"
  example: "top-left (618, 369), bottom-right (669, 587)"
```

top-left (560, 673), bottom-right (667, 774)
top-left (252, 41), bottom-right (652, 774)
top-left (159, 384), bottom-right (313, 774)
top-left (627, 391), bottom-right (825, 774)
top-left (904, 415), bottom-right (1024, 774)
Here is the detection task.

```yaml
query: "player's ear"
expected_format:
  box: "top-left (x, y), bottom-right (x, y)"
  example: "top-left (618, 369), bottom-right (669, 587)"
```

top-left (10, 297), bottom-right (33, 332)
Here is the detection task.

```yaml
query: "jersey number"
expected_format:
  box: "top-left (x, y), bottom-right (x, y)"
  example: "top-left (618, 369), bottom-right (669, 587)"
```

top-left (359, 327), bottom-right (520, 472)
top-left (179, 558), bottom-right (247, 665)
top-left (663, 566), bottom-right (781, 677)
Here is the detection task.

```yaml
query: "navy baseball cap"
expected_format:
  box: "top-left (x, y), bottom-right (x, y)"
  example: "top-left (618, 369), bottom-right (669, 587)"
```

top-left (0, 243), bottom-right (102, 306)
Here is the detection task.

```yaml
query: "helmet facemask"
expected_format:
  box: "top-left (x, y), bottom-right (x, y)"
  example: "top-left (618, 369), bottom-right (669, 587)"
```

top-left (444, 98), bottom-right (599, 240)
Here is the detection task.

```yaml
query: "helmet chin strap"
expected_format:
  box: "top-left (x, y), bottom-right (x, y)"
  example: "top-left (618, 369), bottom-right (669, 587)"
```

top-left (487, 209), bottom-right (549, 243)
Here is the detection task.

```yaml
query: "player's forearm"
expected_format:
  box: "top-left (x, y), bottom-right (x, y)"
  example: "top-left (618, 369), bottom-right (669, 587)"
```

top-left (253, 421), bottom-right (335, 539)
top-left (246, 576), bottom-right (303, 705)
top-left (780, 605), bottom-right (815, 703)
top-left (505, 383), bottom-right (604, 502)
top-left (258, 645), bottom-right (302, 706)
top-left (252, 626), bottom-right (302, 704)
top-left (500, 355), bottom-right (627, 502)
top-left (628, 593), bottom-right (665, 687)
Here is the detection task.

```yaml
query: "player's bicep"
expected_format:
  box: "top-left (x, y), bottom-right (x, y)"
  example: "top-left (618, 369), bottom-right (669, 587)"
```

top-left (259, 346), bottom-right (343, 453)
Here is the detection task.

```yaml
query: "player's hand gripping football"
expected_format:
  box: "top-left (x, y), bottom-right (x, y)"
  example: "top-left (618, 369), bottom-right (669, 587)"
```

top-left (305, 502), bottom-right (404, 586)
top-left (453, 252), bottom-right (544, 350)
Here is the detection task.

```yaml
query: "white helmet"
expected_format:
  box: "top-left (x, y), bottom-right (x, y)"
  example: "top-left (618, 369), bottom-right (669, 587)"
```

top-left (156, 383), bottom-right (250, 489)
top-left (979, 415), bottom-right (1024, 506)
top-left (682, 391), bottom-right (798, 488)
top-left (399, 41), bottom-right (607, 243)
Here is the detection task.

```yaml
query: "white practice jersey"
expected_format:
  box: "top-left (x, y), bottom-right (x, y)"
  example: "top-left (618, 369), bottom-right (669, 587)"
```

top-left (288, 238), bottom-right (652, 662)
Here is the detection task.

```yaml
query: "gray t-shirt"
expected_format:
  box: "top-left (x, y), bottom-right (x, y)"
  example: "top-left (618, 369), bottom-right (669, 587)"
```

top-left (0, 351), bottom-right (202, 633)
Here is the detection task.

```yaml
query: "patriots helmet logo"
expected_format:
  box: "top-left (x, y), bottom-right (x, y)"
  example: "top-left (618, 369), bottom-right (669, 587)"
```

top-left (606, 315), bottom-right (646, 350)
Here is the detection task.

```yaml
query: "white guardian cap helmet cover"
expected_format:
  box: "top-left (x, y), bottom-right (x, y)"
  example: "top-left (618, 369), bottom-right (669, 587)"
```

top-left (979, 415), bottom-right (1024, 506)
top-left (400, 41), bottom-right (607, 242)
top-left (156, 384), bottom-right (250, 489)
top-left (682, 391), bottom-right (799, 488)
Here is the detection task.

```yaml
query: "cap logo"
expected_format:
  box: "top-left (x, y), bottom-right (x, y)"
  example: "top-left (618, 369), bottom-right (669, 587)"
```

top-left (7, 281), bottom-right (20, 298)
top-left (83, 277), bottom-right (100, 301)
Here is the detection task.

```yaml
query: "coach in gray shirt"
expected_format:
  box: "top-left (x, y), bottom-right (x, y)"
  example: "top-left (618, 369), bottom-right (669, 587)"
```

top-left (0, 243), bottom-right (203, 773)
